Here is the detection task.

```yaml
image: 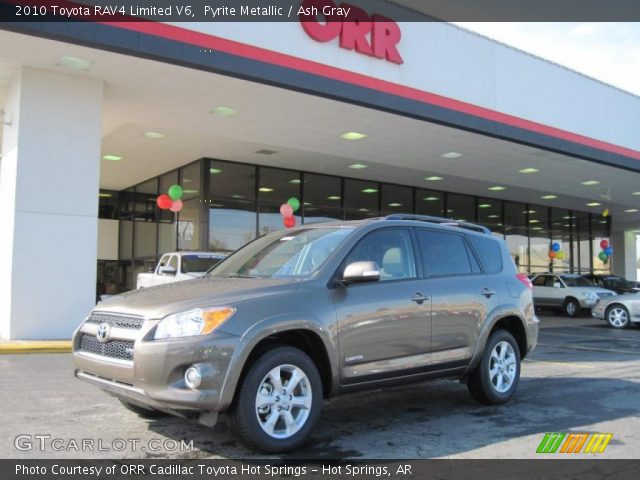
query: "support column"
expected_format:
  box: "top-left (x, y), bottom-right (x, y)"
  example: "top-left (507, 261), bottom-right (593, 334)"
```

top-left (611, 228), bottom-right (638, 281)
top-left (0, 67), bottom-right (103, 339)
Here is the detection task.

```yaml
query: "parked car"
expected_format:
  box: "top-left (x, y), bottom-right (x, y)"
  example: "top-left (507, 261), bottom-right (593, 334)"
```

top-left (136, 251), bottom-right (227, 289)
top-left (592, 292), bottom-right (640, 328)
top-left (583, 274), bottom-right (640, 295)
top-left (531, 273), bottom-right (617, 317)
top-left (72, 214), bottom-right (539, 452)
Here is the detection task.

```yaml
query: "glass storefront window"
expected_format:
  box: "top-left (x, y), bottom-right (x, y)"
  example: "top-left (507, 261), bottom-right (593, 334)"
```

top-left (258, 166), bottom-right (301, 205)
top-left (178, 198), bottom-right (201, 250)
top-left (302, 173), bottom-right (342, 223)
top-left (381, 184), bottom-right (413, 216)
top-left (477, 197), bottom-right (502, 234)
top-left (209, 201), bottom-right (257, 252)
top-left (530, 235), bottom-right (550, 273)
top-left (98, 190), bottom-right (119, 219)
top-left (415, 189), bottom-right (444, 217)
top-left (180, 162), bottom-right (201, 202)
top-left (447, 193), bottom-right (475, 222)
top-left (119, 220), bottom-right (133, 260)
top-left (593, 216), bottom-right (611, 273)
top-left (209, 160), bottom-right (256, 200)
top-left (344, 179), bottom-right (379, 220)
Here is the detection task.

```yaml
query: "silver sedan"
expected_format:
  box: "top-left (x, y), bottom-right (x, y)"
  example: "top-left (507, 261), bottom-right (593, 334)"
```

top-left (592, 293), bottom-right (640, 328)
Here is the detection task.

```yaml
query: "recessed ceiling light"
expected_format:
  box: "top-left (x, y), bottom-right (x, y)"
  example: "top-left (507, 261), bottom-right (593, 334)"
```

top-left (541, 195), bottom-right (557, 200)
top-left (359, 208), bottom-right (370, 212)
top-left (210, 168), bottom-right (223, 174)
top-left (210, 106), bottom-right (237, 117)
top-left (143, 131), bottom-right (165, 139)
top-left (304, 202), bottom-right (312, 206)
top-left (532, 227), bottom-right (543, 231)
top-left (183, 189), bottom-right (199, 194)
top-left (425, 176), bottom-right (443, 181)
top-left (487, 214), bottom-right (500, 219)
top-left (289, 179), bottom-right (301, 184)
top-left (441, 152), bottom-right (462, 159)
top-left (259, 187), bottom-right (274, 193)
top-left (349, 163), bottom-right (368, 169)
top-left (519, 167), bottom-right (539, 174)
top-left (327, 196), bottom-right (341, 201)
top-left (478, 204), bottom-right (492, 208)
top-left (562, 216), bottom-right (574, 220)
top-left (231, 194), bottom-right (245, 199)
top-left (102, 155), bottom-right (122, 161)
top-left (523, 210), bottom-right (536, 214)
top-left (599, 220), bottom-right (607, 224)
top-left (586, 202), bottom-right (601, 207)
top-left (529, 219), bottom-right (540, 224)
top-left (57, 55), bottom-right (92, 71)
top-left (361, 188), bottom-right (378, 193)
top-left (388, 203), bottom-right (403, 207)
top-left (98, 193), bottom-right (112, 198)
top-left (341, 131), bottom-right (367, 140)
top-left (423, 196), bottom-right (440, 201)
top-left (447, 209), bottom-right (454, 213)
top-left (625, 209), bottom-right (639, 213)
top-left (581, 180), bottom-right (600, 186)
top-left (633, 192), bottom-right (640, 196)
top-left (488, 186), bottom-right (506, 191)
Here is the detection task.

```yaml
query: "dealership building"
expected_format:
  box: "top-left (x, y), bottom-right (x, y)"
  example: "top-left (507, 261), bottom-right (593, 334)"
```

top-left (1, 6), bottom-right (640, 339)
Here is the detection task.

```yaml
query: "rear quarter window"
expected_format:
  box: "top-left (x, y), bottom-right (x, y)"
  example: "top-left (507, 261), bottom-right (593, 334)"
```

top-left (468, 235), bottom-right (503, 274)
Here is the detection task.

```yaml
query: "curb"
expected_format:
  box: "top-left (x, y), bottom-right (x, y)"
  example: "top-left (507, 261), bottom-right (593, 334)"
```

top-left (0, 341), bottom-right (72, 354)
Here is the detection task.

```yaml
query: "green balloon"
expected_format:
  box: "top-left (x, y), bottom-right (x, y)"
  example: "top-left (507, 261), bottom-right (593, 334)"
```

top-left (287, 197), bottom-right (300, 212)
top-left (598, 251), bottom-right (608, 262)
top-left (168, 184), bottom-right (183, 200)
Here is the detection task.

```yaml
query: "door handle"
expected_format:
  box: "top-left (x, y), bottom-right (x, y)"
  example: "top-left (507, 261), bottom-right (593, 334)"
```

top-left (411, 293), bottom-right (430, 304)
top-left (481, 288), bottom-right (496, 298)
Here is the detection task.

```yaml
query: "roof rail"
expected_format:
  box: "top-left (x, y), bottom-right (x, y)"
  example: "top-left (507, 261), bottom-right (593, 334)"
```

top-left (383, 214), bottom-right (491, 234)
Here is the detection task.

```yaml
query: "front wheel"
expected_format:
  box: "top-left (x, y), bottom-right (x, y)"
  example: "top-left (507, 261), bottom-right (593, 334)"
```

top-left (606, 305), bottom-right (630, 329)
top-left (228, 346), bottom-right (322, 453)
top-left (564, 298), bottom-right (580, 317)
top-left (467, 330), bottom-right (521, 405)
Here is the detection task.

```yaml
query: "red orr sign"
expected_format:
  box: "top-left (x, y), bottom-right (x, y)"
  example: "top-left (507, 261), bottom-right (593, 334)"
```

top-left (299, 0), bottom-right (404, 64)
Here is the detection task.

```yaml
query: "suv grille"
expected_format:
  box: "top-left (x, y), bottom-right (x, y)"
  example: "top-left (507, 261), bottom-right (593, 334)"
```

top-left (78, 334), bottom-right (134, 361)
top-left (85, 312), bottom-right (144, 329)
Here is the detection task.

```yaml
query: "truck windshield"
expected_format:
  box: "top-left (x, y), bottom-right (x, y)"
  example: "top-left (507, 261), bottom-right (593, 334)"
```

top-left (208, 227), bottom-right (353, 279)
top-left (182, 255), bottom-right (225, 274)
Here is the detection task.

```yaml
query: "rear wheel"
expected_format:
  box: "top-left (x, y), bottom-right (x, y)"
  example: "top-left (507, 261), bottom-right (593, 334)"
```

top-left (563, 298), bottom-right (580, 317)
top-left (468, 330), bottom-right (521, 405)
top-left (119, 399), bottom-right (168, 419)
top-left (228, 346), bottom-right (322, 453)
top-left (606, 305), bottom-right (630, 329)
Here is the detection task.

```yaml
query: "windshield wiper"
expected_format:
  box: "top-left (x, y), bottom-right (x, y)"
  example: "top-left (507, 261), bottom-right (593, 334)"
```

top-left (225, 273), bottom-right (258, 279)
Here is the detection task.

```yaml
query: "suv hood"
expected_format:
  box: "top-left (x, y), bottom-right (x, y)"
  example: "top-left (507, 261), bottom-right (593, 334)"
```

top-left (579, 287), bottom-right (616, 295)
top-left (94, 276), bottom-right (299, 319)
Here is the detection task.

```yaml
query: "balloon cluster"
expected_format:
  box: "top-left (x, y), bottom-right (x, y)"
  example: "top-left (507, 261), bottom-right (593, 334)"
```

top-left (598, 239), bottom-right (613, 264)
top-left (548, 242), bottom-right (566, 261)
top-left (280, 197), bottom-right (300, 228)
top-left (156, 184), bottom-right (184, 213)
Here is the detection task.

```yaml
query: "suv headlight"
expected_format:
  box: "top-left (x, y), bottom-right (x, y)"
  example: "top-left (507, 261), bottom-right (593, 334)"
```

top-left (581, 291), bottom-right (598, 302)
top-left (154, 307), bottom-right (236, 340)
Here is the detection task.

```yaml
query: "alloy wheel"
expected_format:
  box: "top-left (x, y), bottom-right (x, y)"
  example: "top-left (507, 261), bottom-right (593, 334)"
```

top-left (489, 341), bottom-right (517, 393)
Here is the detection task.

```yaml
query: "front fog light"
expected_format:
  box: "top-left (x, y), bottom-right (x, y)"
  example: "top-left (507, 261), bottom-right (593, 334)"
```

top-left (185, 365), bottom-right (202, 390)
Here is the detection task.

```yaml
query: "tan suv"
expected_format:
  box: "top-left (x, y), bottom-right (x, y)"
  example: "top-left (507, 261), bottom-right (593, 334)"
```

top-left (73, 215), bottom-right (539, 452)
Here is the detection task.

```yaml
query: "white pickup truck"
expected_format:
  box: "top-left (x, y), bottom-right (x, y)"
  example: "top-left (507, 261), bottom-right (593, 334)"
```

top-left (136, 251), bottom-right (227, 289)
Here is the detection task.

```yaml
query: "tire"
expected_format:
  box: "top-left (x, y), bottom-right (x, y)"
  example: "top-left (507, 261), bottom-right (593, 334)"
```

top-left (228, 346), bottom-right (322, 453)
top-left (467, 330), bottom-right (521, 405)
top-left (119, 399), bottom-right (168, 419)
top-left (606, 305), bottom-right (630, 329)
top-left (563, 298), bottom-right (580, 317)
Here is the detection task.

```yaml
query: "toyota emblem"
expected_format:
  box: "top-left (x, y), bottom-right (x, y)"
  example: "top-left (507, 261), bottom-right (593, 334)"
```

top-left (96, 323), bottom-right (111, 343)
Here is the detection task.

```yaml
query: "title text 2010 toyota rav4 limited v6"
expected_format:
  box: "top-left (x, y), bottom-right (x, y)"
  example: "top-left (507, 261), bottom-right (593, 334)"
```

top-left (73, 214), bottom-right (539, 453)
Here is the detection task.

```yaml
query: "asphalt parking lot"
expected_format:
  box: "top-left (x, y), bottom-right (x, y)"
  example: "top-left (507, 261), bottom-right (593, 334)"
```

top-left (1, 315), bottom-right (639, 459)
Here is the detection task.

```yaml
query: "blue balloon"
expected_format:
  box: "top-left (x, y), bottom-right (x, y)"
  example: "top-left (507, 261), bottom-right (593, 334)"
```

top-left (604, 246), bottom-right (613, 256)
top-left (551, 242), bottom-right (561, 252)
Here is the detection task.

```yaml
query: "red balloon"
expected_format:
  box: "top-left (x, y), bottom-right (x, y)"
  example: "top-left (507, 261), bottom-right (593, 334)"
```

top-left (156, 194), bottom-right (172, 209)
top-left (548, 250), bottom-right (557, 259)
top-left (283, 216), bottom-right (296, 228)
top-left (170, 199), bottom-right (184, 212)
top-left (600, 239), bottom-right (609, 249)
top-left (280, 203), bottom-right (293, 217)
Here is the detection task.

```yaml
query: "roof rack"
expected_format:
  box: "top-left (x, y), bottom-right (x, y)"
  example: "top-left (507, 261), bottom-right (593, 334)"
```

top-left (383, 214), bottom-right (491, 234)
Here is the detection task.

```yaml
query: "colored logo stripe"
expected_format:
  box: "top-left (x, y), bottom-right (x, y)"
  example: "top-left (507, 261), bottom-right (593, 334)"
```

top-left (537, 433), bottom-right (613, 454)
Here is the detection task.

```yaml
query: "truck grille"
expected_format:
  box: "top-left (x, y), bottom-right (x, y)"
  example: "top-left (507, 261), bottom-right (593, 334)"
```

top-left (85, 312), bottom-right (144, 330)
top-left (78, 334), bottom-right (134, 361)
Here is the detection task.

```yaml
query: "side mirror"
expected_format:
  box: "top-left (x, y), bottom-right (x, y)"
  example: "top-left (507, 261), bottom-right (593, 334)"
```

top-left (343, 261), bottom-right (381, 284)
top-left (159, 266), bottom-right (177, 276)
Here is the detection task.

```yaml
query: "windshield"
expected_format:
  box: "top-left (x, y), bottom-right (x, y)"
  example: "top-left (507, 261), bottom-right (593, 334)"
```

top-left (182, 255), bottom-right (225, 274)
top-left (561, 275), bottom-right (594, 287)
top-left (208, 227), bottom-right (353, 279)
